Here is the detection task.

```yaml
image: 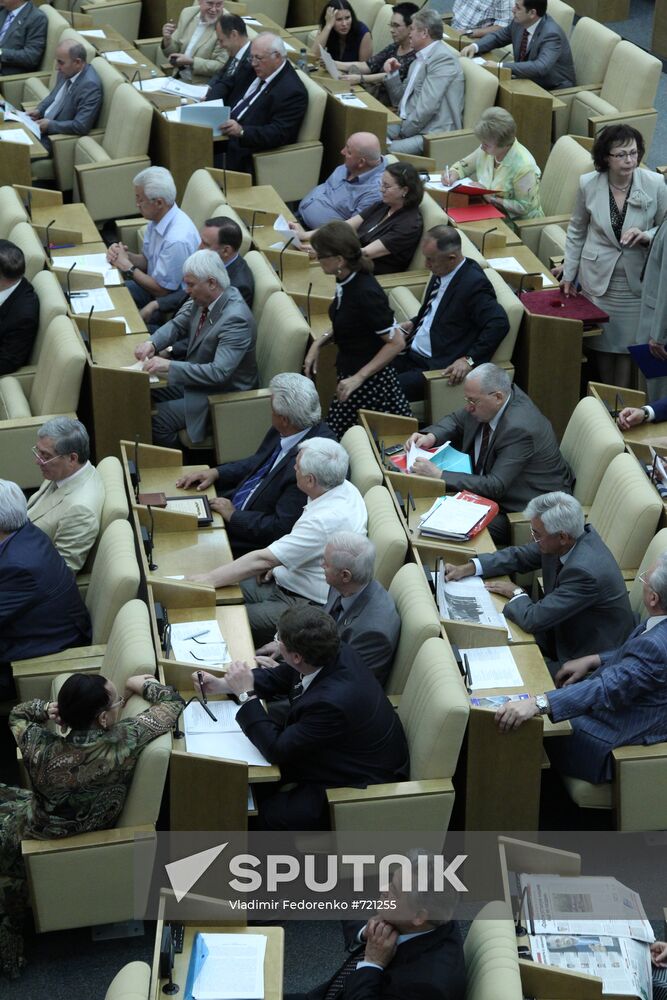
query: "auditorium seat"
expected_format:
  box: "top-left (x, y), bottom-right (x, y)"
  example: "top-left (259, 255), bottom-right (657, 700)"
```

top-left (0, 185), bottom-right (28, 236)
top-left (369, 2), bottom-right (393, 51)
top-left (12, 270), bottom-right (69, 391)
top-left (7, 219), bottom-right (47, 281)
top-left (340, 425), bottom-right (383, 495)
top-left (77, 455), bottom-right (131, 586)
top-left (559, 395), bottom-right (624, 507)
top-left (245, 249), bottom-right (282, 321)
top-left (386, 562), bottom-right (442, 696)
top-left (465, 901), bottom-right (524, 1000)
top-left (363, 484), bottom-right (408, 588)
top-left (628, 529), bottom-right (667, 620)
top-left (0, 4), bottom-right (68, 106)
top-left (104, 962), bottom-right (150, 1000)
top-left (552, 17), bottom-right (621, 138)
top-left (423, 57), bottom-right (500, 168)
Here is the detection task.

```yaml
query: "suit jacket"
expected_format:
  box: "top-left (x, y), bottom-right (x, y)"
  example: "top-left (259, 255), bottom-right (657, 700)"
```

top-left (547, 619), bottom-right (667, 782)
top-left (216, 421), bottom-right (336, 555)
top-left (0, 521), bottom-right (91, 665)
top-left (425, 385), bottom-right (573, 513)
top-left (151, 286), bottom-right (258, 443)
top-left (0, 1), bottom-right (47, 75)
top-left (221, 61), bottom-right (308, 174)
top-left (410, 258), bottom-right (509, 368)
top-left (564, 169), bottom-right (667, 299)
top-left (385, 42), bottom-right (464, 137)
top-left (27, 463), bottom-right (104, 573)
top-left (206, 46), bottom-right (254, 103)
top-left (36, 62), bottom-right (103, 147)
top-left (477, 14), bottom-right (575, 89)
top-left (478, 525), bottom-right (634, 662)
top-left (323, 581), bottom-right (400, 687)
top-left (161, 4), bottom-right (227, 83)
top-left (651, 395), bottom-right (667, 422)
top-left (637, 218), bottom-right (667, 349)
top-left (155, 253), bottom-right (256, 320)
top-left (0, 277), bottom-right (39, 376)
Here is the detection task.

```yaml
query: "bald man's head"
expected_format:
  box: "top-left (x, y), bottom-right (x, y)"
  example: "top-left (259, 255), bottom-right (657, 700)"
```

top-left (341, 132), bottom-right (382, 177)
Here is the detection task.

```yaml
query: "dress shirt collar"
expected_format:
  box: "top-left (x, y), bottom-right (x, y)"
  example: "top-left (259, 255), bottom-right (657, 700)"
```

top-left (153, 202), bottom-right (179, 236)
top-left (558, 538), bottom-right (579, 565)
top-left (235, 40), bottom-right (251, 61)
top-left (66, 68), bottom-right (83, 87)
top-left (416, 40), bottom-right (439, 61)
top-left (645, 614), bottom-right (667, 631)
top-left (55, 460), bottom-right (90, 489)
top-left (225, 254), bottom-right (239, 268)
top-left (0, 279), bottom-right (20, 309)
top-left (339, 582), bottom-right (370, 615)
top-left (300, 666), bottom-right (323, 691)
top-left (396, 927), bottom-right (436, 946)
top-left (486, 388), bottom-right (511, 433)
top-left (525, 17), bottom-right (541, 39)
top-left (247, 60), bottom-right (286, 94)
top-left (279, 427), bottom-right (310, 456)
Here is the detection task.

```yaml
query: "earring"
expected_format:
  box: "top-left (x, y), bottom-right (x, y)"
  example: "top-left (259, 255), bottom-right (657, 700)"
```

top-left (336, 266), bottom-right (343, 276)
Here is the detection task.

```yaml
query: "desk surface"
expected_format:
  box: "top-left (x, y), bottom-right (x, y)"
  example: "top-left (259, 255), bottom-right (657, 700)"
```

top-left (0, 120), bottom-right (48, 159)
top-left (32, 202), bottom-right (101, 244)
top-left (131, 463), bottom-right (226, 529)
top-left (148, 529), bottom-right (244, 605)
top-left (165, 603), bottom-right (255, 663)
top-left (472, 644), bottom-right (571, 737)
top-left (487, 244), bottom-right (559, 289)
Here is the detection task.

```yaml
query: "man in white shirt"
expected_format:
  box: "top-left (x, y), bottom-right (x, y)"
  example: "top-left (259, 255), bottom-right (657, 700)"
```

top-left (191, 437), bottom-right (367, 644)
top-left (451, 0), bottom-right (512, 36)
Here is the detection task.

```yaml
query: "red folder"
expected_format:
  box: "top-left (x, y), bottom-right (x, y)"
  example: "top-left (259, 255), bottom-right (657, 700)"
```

top-left (453, 490), bottom-right (499, 538)
top-left (519, 288), bottom-right (609, 325)
top-left (447, 204), bottom-right (505, 223)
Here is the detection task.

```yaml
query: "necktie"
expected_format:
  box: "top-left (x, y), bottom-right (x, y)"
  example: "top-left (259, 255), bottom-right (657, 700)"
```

top-left (0, 11), bottom-right (16, 42)
top-left (518, 28), bottom-right (529, 60)
top-left (323, 948), bottom-right (364, 1000)
top-left (226, 55), bottom-right (238, 77)
top-left (231, 80), bottom-right (266, 120)
top-left (474, 422), bottom-right (491, 474)
top-left (329, 594), bottom-right (344, 622)
top-left (231, 443), bottom-right (282, 509)
top-left (44, 79), bottom-right (72, 120)
top-left (193, 306), bottom-right (208, 340)
top-left (410, 276), bottom-right (441, 356)
top-left (289, 678), bottom-right (304, 703)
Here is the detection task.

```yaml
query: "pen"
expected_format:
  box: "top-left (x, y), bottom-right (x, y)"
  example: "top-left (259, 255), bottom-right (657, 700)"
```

top-left (187, 629), bottom-right (209, 640)
top-left (197, 670), bottom-right (208, 704)
top-left (49, 243), bottom-right (76, 250)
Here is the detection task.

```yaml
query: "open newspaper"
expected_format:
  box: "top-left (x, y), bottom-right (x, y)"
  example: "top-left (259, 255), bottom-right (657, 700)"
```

top-left (436, 560), bottom-right (510, 635)
top-left (529, 933), bottom-right (652, 999)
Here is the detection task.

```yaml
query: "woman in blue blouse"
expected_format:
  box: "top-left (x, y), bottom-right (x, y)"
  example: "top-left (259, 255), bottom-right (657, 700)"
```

top-left (311, 0), bottom-right (372, 63)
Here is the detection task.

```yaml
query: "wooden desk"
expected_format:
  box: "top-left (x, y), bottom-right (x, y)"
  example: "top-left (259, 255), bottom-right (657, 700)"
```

top-left (102, 44), bottom-right (164, 80)
top-left (486, 245), bottom-right (560, 292)
top-left (0, 121), bottom-right (47, 185)
top-left (497, 78), bottom-right (565, 170)
top-left (79, 24), bottom-right (143, 52)
top-left (150, 112), bottom-right (214, 202)
top-left (313, 78), bottom-right (396, 177)
top-left (31, 202), bottom-right (100, 245)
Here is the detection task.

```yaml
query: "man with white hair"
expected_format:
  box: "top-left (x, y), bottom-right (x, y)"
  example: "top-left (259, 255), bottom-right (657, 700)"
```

top-left (298, 132), bottom-right (386, 229)
top-left (106, 166), bottom-right (199, 318)
top-left (134, 249), bottom-right (257, 447)
top-left (217, 32), bottom-right (308, 174)
top-left (445, 491), bottom-right (634, 664)
top-left (192, 437), bottom-right (367, 645)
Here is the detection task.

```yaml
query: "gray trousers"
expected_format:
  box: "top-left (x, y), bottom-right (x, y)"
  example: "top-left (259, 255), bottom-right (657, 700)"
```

top-left (387, 124), bottom-right (424, 155)
top-left (240, 576), bottom-right (310, 647)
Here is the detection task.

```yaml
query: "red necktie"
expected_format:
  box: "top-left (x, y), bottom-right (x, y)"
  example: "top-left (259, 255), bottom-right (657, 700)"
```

top-left (194, 306), bottom-right (208, 339)
top-left (518, 28), bottom-right (529, 60)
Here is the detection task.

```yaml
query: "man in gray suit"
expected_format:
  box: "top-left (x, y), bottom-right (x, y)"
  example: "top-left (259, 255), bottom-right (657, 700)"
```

top-left (461, 0), bottom-right (575, 90)
top-left (445, 492), bottom-right (634, 667)
top-left (134, 249), bottom-right (258, 447)
top-left (0, 0), bottom-right (47, 75)
top-left (28, 40), bottom-right (102, 152)
top-left (406, 364), bottom-right (573, 544)
top-left (494, 551), bottom-right (667, 785)
top-left (385, 9), bottom-right (464, 155)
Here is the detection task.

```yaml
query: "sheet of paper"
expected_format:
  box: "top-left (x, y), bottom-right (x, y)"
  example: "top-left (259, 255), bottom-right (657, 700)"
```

top-left (80, 28), bottom-right (106, 37)
top-left (109, 317), bottom-right (131, 333)
top-left (131, 77), bottom-right (167, 92)
top-left (336, 92), bottom-right (367, 108)
top-left (186, 731), bottom-right (271, 767)
top-left (319, 44), bottom-right (340, 79)
top-left (121, 360), bottom-right (159, 383)
top-left (160, 78), bottom-right (208, 100)
top-left (519, 875), bottom-right (655, 942)
top-left (0, 129), bottom-right (32, 145)
top-left (273, 214), bottom-right (302, 249)
top-left (540, 273), bottom-right (556, 287)
top-left (52, 252), bottom-right (109, 274)
top-left (162, 108), bottom-right (183, 122)
top-left (419, 495), bottom-right (492, 538)
top-left (4, 107), bottom-right (41, 138)
top-left (104, 269), bottom-right (122, 285)
top-left (241, 16), bottom-right (263, 24)
top-left (530, 933), bottom-right (652, 1000)
top-left (193, 933), bottom-right (267, 1000)
top-left (105, 49), bottom-right (137, 65)
top-left (472, 56), bottom-right (487, 64)
top-left (458, 645), bottom-right (523, 689)
top-left (406, 440), bottom-right (437, 471)
top-left (170, 619), bottom-right (229, 666)
top-left (69, 287), bottom-right (115, 313)
top-left (184, 698), bottom-right (240, 734)
top-left (488, 256), bottom-right (527, 274)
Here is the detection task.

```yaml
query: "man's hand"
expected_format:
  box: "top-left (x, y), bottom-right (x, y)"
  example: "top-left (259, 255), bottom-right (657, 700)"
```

top-left (460, 43), bottom-right (477, 57)
top-left (442, 357), bottom-right (472, 385)
top-left (336, 375), bottom-right (363, 402)
top-left (363, 918), bottom-right (399, 968)
top-left (225, 660), bottom-right (255, 696)
top-left (140, 300), bottom-right (160, 323)
top-left (220, 118), bottom-right (244, 137)
top-left (616, 406), bottom-right (646, 430)
top-left (384, 56), bottom-right (401, 72)
top-left (193, 669), bottom-right (229, 696)
top-left (176, 468), bottom-right (218, 490)
top-left (143, 356), bottom-right (170, 375)
top-left (495, 695), bottom-right (540, 732)
top-left (444, 561), bottom-right (475, 581)
top-left (411, 457), bottom-right (443, 479)
top-left (485, 580), bottom-right (521, 599)
top-left (255, 640), bottom-right (280, 658)
top-left (27, 108), bottom-right (40, 119)
top-left (134, 340), bottom-right (155, 362)
top-left (170, 53), bottom-right (193, 67)
top-left (651, 941), bottom-right (667, 967)
top-left (37, 118), bottom-right (50, 134)
top-left (649, 338), bottom-right (667, 361)
top-left (405, 431), bottom-right (436, 451)
top-left (554, 654), bottom-right (599, 688)
top-left (210, 496), bottom-right (235, 521)
top-left (162, 18), bottom-right (177, 39)
top-left (255, 654), bottom-right (280, 668)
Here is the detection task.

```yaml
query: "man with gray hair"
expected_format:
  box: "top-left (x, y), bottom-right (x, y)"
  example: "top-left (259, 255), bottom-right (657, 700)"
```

top-left (192, 437), bottom-right (367, 645)
top-left (0, 479), bottom-right (90, 694)
top-left (106, 166), bottom-right (199, 318)
top-left (28, 39), bottom-right (102, 152)
top-left (27, 417), bottom-right (103, 573)
top-left (495, 552), bottom-right (667, 785)
top-left (298, 132), bottom-right (385, 229)
top-left (176, 373), bottom-right (335, 555)
top-left (445, 491), bottom-right (633, 664)
top-left (406, 363), bottom-right (573, 544)
top-left (385, 9), bottom-right (464, 154)
top-left (134, 249), bottom-right (257, 447)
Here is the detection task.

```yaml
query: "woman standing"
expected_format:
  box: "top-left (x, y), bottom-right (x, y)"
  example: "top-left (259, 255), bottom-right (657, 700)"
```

top-left (303, 221), bottom-right (411, 438)
top-left (562, 124), bottom-right (667, 387)
top-left (312, 0), bottom-right (372, 63)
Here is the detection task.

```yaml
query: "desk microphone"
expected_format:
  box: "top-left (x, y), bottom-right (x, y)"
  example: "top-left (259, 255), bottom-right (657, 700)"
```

top-left (250, 209), bottom-right (267, 237)
top-left (462, 653), bottom-right (472, 694)
top-left (278, 235), bottom-right (294, 281)
top-left (514, 883), bottom-right (530, 936)
top-left (86, 304), bottom-right (95, 362)
top-left (221, 150), bottom-right (227, 197)
top-left (142, 505), bottom-right (157, 570)
top-left (480, 227), bottom-right (498, 257)
top-left (65, 261), bottom-right (85, 304)
top-left (172, 695), bottom-right (217, 739)
top-left (130, 67), bottom-right (144, 91)
top-left (25, 190), bottom-right (32, 220)
top-left (305, 280), bottom-right (312, 325)
top-left (132, 432), bottom-right (142, 501)
top-left (518, 273), bottom-right (541, 295)
top-left (44, 218), bottom-right (57, 263)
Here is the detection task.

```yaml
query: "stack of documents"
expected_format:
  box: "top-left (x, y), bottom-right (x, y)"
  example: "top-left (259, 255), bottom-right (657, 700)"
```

top-left (458, 646), bottom-right (523, 689)
top-left (184, 700), bottom-right (271, 767)
top-left (192, 933), bottom-right (267, 1000)
top-left (160, 78), bottom-right (208, 100)
top-left (418, 495), bottom-right (493, 540)
top-left (169, 619), bottom-right (229, 665)
top-left (405, 439), bottom-right (471, 474)
top-left (51, 253), bottom-right (122, 286)
top-left (270, 214), bottom-right (302, 251)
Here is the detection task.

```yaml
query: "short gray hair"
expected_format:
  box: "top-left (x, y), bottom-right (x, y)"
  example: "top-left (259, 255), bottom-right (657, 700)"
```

top-left (646, 552), bottom-right (667, 608)
top-left (253, 31), bottom-right (286, 56)
top-left (326, 532), bottom-right (375, 584)
top-left (59, 39), bottom-right (87, 62)
top-left (183, 249), bottom-right (230, 289)
top-left (133, 166), bottom-right (176, 205)
top-left (474, 107), bottom-right (516, 148)
top-left (524, 491), bottom-right (585, 538)
top-left (0, 479), bottom-right (28, 532)
top-left (297, 437), bottom-right (349, 489)
top-left (413, 9), bottom-right (444, 38)
top-left (466, 363), bottom-right (511, 395)
top-left (269, 373), bottom-right (321, 430)
top-left (37, 417), bottom-right (90, 464)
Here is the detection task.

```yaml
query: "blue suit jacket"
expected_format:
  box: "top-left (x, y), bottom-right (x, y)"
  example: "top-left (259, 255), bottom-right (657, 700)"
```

top-left (651, 397), bottom-right (667, 422)
top-left (548, 619), bottom-right (667, 782)
top-left (476, 13), bottom-right (575, 89)
top-left (0, 521), bottom-right (91, 665)
top-left (36, 62), bottom-right (103, 147)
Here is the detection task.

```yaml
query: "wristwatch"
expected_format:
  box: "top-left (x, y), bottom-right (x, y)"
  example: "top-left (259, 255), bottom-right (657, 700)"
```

top-left (123, 265), bottom-right (136, 279)
top-left (535, 694), bottom-right (550, 716)
top-left (642, 406), bottom-right (652, 423)
top-left (511, 587), bottom-right (525, 598)
top-left (465, 356), bottom-right (474, 367)
top-left (237, 691), bottom-right (256, 704)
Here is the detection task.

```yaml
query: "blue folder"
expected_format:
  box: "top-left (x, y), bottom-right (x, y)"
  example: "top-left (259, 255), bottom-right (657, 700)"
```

top-left (628, 344), bottom-right (667, 379)
top-left (429, 444), bottom-right (473, 474)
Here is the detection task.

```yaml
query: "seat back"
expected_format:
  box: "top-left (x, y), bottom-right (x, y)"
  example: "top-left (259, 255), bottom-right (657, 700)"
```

top-left (30, 270), bottom-right (69, 365)
top-left (569, 17), bottom-right (620, 87)
top-left (103, 599), bottom-right (157, 695)
top-left (364, 484), bottom-right (407, 588)
top-left (629, 528), bottom-right (667, 620)
top-left (29, 315), bottom-right (87, 416)
top-left (340, 426), bottom-right (383, 495)
top-left (371, 3), bottom-right (393, 51)
top-left (386, 562), bottom-right (441, 695)
top-left (90, 56), bottom-right (126, 131)
top-left (465, 901), bottom-right (523, 1000)
top-left (295, 69), bottom-right (327, 143)
top-left (350, 0), bottom-right (384, 30)
top-left (600, 41), bottom-right (662, 112)
top-left (483, 270), bottom-right (523, 365)
top-left (545, 0), bottom-right (575, 36)
top-left (102, 83), bottom-right (153, 158)
top-left (460, 57), bottom-right (499, 129)
top-left (182, 169), bottom-right (226, 230)
top-left (104, 962), bottom-right (151, 1000)
top-left (587, 453), bottom-right (663, 572)
top-left (8, 220), bottom-right (46, 282)
top-left (398, 636), bottom-right (469, 780)
top-left (245, 250), bottom-right (282, 322)
top-left (560, 396), bottom-right (624, 506)
top-left (539, 136), bottom-right (594, 217)
top-left (0, 186), bottom-right (28, 236)
top-left (409, 193), bottom-right (448, 269)
top-left (37, 5), bottom-right (70, 73)
top-left (97, 456), bottom-right (130, 532)
top-left (86, 520), bottom-right (140, 643)
top-left (209, 203), bottom-right (252, 255)
top-left (59, 26), bottom-right (96, 62)
top-left (256, 291), bottom-right (310, 386)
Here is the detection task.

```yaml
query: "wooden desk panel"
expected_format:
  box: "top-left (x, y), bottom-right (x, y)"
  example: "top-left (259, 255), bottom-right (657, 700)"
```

top-left (32, 203), bottom-right (100, 245)
top-left (498, 79), bottom-right (564, 170)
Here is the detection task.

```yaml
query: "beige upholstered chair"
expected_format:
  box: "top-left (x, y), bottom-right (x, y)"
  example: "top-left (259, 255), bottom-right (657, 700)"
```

top-left (7, 220), bottom-right (46, 281)
top-left (386, 562), bottom-right (442, 696)
top-left (12, 270), bottom-right (69, 391)
top-left (0, 186), bottom-right (28, 236)
top-left (424, 57), bottom-right (500, 168)
top-left (628, 529), bottom-right (667, 620)
top-left (73, 83), bottom-right (153, 221)
top-left (407, 193), bottom-right (449, 270)
top-left (0, 315), bottom-right (87, 489)
top-left (559, 396), bottom-right (624, 508)
top-left (552, 18), bottom-right (621, 138)
top-left (340, 426), bottom-right (383, 495)
top-left (465, 901), bottom-right (524, 1000)
top-left (104, 962), bottom-right (150, 1000)
top-left (370, 2), bottom-right (393, 51)
top-left (181, 168), bottom-right (229, 230)
top-left (328, 636), bottom-right (469, 831)
top-left (253, 70), bottom-right (326, 202)
top-left (545, 0), bottom-right (575, 36)
top-left (77, 455), bottom-right (131, 584)
top-left (364, 484), bottom-right (407, 588)
top-left (244, 0), bottom-right (289, 25)
top-left (0, 4), bottom-right (68, 106)
top-left (79, 0), bottom-right (142, 41)
top-left (350, 0), bottom-right (385, 30)
top-left (245, 250), bottom-right (282, 322)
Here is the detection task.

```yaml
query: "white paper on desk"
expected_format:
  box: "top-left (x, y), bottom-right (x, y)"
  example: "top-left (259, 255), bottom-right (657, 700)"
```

top-left (0, 129), bottom-right (32, 145)
top-left (488, 256), bottom-right (527, 274)
top-left (162, 107), bottom-right (183, 122)
top-left (337, 92), bottom-right (367, 108)
top-left (436, 566), bottom-right (510, 635)
top-left (186, 731), bottom-right (271, 767)
top-left (121, 360), bottom-right (160, 383)
top-left (241, 15), bottom-right (263, 23)
top-left (69, 287), bottom-right (115, 313)
top-left (80, 28), bottom-right (106, 37)
top-left (458, 645), bottom-right (523, 689)
top-left (104, 269), bottom-right (122, 285)
top-left (472, 56), bottom-right (487, 64)
top-left (105, 49), bottom-right (137, 65)
top-left (273, 214), bottom-right (302, 249)
top-left (193, 933), bottom-right (267, 1000)
top-left (184, 698), bottom-right (240, 734)
top-left (4, 107), bottom-right (40, 138)
top-left (131, 77), bottom-right (167, 93)
top-left (170, 619), bottom-right (229, 666)
top-left (419, 495), bottom-right (491, 538)
top-left (52, 252), bottom-right (109, 274)
top-left (319, 44), bottom-right (340, 79)
top-left (161, 78), bottom-right (208, 100)
top-left (540, 273), bottom-right (556, 287)
top-left (109, 317), bottom-right (131, 333)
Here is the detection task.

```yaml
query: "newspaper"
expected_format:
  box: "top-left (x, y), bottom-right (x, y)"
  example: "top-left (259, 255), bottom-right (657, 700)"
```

top-left (530, 934), bottom-right (653, 999)
top-left (519, 875), bottom-right (655, 942)
top-left (436, 561), bottom-right (510, 635)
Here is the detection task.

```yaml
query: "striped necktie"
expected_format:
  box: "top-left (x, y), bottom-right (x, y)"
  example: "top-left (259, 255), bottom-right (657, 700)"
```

top-left (231, 80), bottom-right (266, 119)
top-left (231, 443), bottom-right (282, 509)
top-left (323, 947), bottom-right (365, 1000)
top-left (518, 28), bottom-right (529, 60)
top-left (474, 422), bottom-right (491, 474)
top-left (0, 11), bottom-right (17, 42)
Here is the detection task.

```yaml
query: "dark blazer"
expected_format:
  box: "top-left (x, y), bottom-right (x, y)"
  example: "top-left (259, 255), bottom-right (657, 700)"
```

top-left (547, 619), bottom-right (667, 783)
top-left (410, 259), bottom-right (509, 369)
top-left (0, 277), bottom-right (39, 376)
top-left (36, 62), bottom-right (103, 148)
top-left (220, 60), bottom-right (308, 174)
top-left (651, 396), bottom-right (667, 422)
top-left (425, 385), bottom-right (573, 513)
top-left (0, 522), bottom-right (91, 667)
top-left (476, 14), bottom-right (576, 90)
top-left (478, 525), bottom-right (634, 663)
top-left (323, 581), bottom-right (400, 687)
top-left (0, 1), bottom-right (47, 74)
top-left (206, 46), bottom-right (254, 103)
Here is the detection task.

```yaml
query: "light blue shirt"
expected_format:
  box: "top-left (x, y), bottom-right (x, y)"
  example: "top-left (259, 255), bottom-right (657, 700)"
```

top-left (141, 203), bottom-right (200, 292)
top-left (299, 159), bottom-right (386, 230)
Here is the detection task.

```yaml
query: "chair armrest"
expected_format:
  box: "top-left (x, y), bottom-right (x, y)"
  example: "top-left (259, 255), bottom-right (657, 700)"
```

top-left (612, 743), bottom-right (667, 762)
top-left (327, 778), bottom-right (452, 805)
top-left (22, 824), bottom-right (155, 857)
top-left (12, 646), bottom-right (107, 672)
top-left (513, 214), bottom-right (572, 254)
top-left (208, 387), bottom-right (273, 407)
top-left (83, 0), bottom-right (140, 7)
top-left (0, 73), bottom-right (50, 106)
top-left (552, 83), bottom-right (600, 99)
top-left (51, 132), bottom-right (93, 192)
top-left (587, 108), bottom-right (656, 133)
top-left (113, 216), bottom-right (146, 251)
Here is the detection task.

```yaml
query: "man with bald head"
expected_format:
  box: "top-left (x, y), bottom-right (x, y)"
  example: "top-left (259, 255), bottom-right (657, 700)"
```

top-left (28, 39), bottom-right (102, 151)
top-left (298, 132), bottom-right (385, 229)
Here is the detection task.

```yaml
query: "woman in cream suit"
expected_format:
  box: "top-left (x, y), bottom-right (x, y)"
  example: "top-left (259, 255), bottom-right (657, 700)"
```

top-left (562, 124), bottom-right (667, 387)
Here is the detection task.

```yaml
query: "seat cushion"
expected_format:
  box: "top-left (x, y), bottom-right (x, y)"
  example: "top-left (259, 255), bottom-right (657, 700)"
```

top-left (570, 92), bottom-right (616, 136)
top-left (0, 376), bottom-right (32, 419)
top-left (562, 774), bottom-right (613, 809)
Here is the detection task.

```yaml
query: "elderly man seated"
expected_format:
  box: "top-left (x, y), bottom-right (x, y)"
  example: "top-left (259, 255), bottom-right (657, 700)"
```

top-left (161, 0), bottom-right (227, 84)
top-left (298, 132), bottom-right (386, 230)
top-left (27, 40), bottom-right (102, 152)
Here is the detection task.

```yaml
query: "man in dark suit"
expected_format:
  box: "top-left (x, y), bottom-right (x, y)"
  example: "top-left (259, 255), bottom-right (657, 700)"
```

top-left (0, 479), bottom-right (91, 695)
top-left (27, 40), bottom-right (102, 152)
top-left (216, 32), bottom-right (308, 175)
top-left (176, 372), bottom-right (335, 554)
top-left (197, 606), bottom-right (409, 829)
top-left (445, 491), bottom-right (634, 666)
top-left (407, 363), bottom-right (573, 544)
top-left (617, 394), bottom-right (667, 430)
top-left (0, 0), bottom-right (47, 75)
top-left (393, 226), bottom-right (509, 402)
top-left (494, 551), bottom-right (667, 784)
top-left (206, 12), bottom-right (253, 102)
top-left (0, 240), bottom-right (39, 376)
top-left (461, 0), bottom-right (575, 90)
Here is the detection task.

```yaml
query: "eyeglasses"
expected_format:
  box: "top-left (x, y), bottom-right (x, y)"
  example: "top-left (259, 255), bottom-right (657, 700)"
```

top-left (249, 51), bottom-right (278, 62)
top-left (274, 632), bottom-right (283, 644)
top-left (530, 526), bottom-right (549, 542)
top-left (638, 572), bottom-right (655, 590)
top-left (608, 149), bottom-right (639, 160)
top-left (31, 445), bottom-right (60, 465)
top-left (463, 393), bottom-right (491, 406)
